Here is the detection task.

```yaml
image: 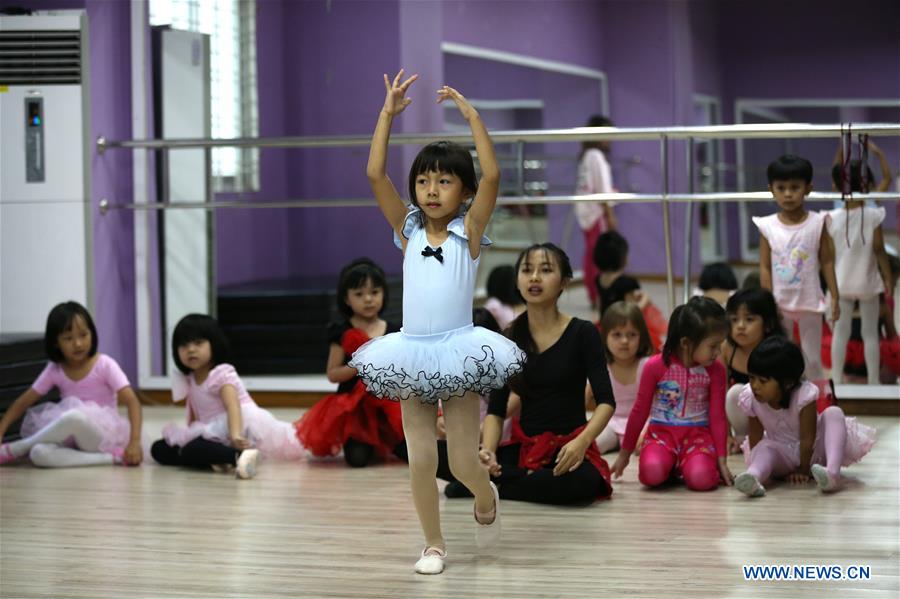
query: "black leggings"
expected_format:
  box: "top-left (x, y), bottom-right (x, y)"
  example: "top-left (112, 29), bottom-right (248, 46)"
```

top-left (151, 438), bottom-right (238, 470)
top-left (436, 441), bottom-right (607, 505)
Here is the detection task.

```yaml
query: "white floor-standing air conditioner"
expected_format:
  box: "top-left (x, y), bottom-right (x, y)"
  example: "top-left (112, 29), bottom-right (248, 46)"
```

top-left (0, 11), bottom-right (91, 334)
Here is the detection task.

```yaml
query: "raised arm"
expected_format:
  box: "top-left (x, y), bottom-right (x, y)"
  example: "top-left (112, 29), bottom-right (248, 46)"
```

top-left (869, 140), bottom-right (894, 193)
top-left (437, 86), bottom-right (500, 252)
top-left (873, 225), bottom-right (893, 297)
top-left (367, 70), bottom-right (419, 238)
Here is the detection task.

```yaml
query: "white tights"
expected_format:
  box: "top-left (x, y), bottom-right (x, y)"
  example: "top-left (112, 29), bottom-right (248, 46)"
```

top-left (596, 426), bottom-right (620, 454)
top-left (831, 296), bottom-right (880, 385)
top-left (782, 310), bottom-right (824, 381)
top-left (6, 410), bottom-right (114, 468)
top-left (725, 384), bottom-right (748, 444)
top-left (400, 393), bottom-right (494, 549)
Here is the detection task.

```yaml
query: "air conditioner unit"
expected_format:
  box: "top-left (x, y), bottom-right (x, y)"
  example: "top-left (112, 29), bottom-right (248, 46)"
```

top-left (0, 11), bottom-right (91, 334)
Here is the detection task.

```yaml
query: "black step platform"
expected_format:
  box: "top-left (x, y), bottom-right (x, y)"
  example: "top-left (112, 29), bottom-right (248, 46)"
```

top-left (217, 276), bottom-right (403, 375)
top-left (0, 334), bottom-right (60, 440)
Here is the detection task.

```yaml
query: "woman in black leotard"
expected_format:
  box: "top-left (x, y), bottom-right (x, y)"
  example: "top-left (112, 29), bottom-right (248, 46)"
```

top-left (441, 243), bottom-right (616, 505)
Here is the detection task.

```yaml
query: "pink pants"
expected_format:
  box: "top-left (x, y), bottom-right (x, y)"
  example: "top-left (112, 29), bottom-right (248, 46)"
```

top-left (639, 424), bottom-right (720, 491)
top-left (746, 406), bottom-right (848, 481)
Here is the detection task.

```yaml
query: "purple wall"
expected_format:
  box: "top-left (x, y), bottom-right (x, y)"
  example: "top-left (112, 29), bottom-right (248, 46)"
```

top-left (442, 0), bottom-right (605, 66)
top-left (282, 0), bottom-right (405, 278)
top-left (215, 0), bottom-right (292, 287)
top-left (86, 0), bottom-right (136, 381)
top-left (599, 1), bottom-right (700, 278)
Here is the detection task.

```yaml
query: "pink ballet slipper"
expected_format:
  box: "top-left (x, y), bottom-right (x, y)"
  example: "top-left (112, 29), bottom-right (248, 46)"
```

top-left (109, 447), bottom-right (125, 465)
top-left (810, 464), bottom-right (840, 493)
top-left (0, 444), bottom-right (18, 465)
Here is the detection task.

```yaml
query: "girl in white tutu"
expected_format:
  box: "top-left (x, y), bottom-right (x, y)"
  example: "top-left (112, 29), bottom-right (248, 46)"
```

top-left (0, 302), bottom-right (144, 467)
top-left (734, 336), bottom-right (876, 497)
top-left (352, 70), bottom-right (525, 574)
top-left (150, 314), bottom-right (304, 479)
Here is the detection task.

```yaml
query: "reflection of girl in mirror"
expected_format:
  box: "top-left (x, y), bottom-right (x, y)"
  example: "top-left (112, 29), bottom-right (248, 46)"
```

top-left (294, 258), bottom-right (404, 467)
top-left (575, 114), bottom-right (618, 310)
top-left (151, 314), bottom-right (305, 479)
top-left (826, 148), bottom-right (894, 385)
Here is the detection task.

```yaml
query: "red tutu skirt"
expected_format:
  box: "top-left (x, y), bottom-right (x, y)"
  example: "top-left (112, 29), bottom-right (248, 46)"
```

top-left (294, 381), bottom-right (404, 458)
top-left (820, 324), bottom-right (900, 378)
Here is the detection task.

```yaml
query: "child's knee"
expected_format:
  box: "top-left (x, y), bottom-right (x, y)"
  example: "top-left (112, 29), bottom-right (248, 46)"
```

top-left (821, 405), bottom-right (845, 421)
top-left (150, 439), bottom-right (178, 465)
top-left (28, 443), bottom-right (57, 467)
top-left (407, 447), bottom-right (438, 477)
top-left (343, 439), bottom-right (375, 468)
top-left (638, 447), bottom-right (674, 487)
top-left (447, 450), bottom-right (482, 484)
top-left (59, 409), bottom-right (91, 428)
top-left (682, 456), bottom-right (719, 491)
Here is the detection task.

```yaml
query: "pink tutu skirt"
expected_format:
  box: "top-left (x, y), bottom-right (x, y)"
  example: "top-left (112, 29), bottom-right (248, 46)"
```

top-left (20, 396), bottom-right (133, 455)
top-left (162, 403), bottom-right (305, 461)
top-left (741, 415), bottom-right (877, 468)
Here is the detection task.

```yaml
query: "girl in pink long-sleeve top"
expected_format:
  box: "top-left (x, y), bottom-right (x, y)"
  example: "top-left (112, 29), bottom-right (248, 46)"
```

top-left (611, 297), bottom-right (734, 491)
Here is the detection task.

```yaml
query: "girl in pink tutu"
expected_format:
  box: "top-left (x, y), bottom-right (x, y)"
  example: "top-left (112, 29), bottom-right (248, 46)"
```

top-left (0, 302), bottom-right (144, 467)
top-left (593, 301), bottom-right (653, 453)
top-left (294, 258), bottom-right (404, 467)
top-left (151, 314), bottom-right (304, 479)
top-left (734, 336), bottom-right (876, 497)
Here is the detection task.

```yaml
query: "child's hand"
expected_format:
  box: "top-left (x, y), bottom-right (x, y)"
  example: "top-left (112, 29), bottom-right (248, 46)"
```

top-left (479, 448), bottom-right (501, 476)
top-left (230, 434), bottom-right (252, 450)
top-left (611, 449), bottom-right (631, 479)
top-left (628, 290), bottom-right (651, 310)
top-left (123, 440), bottom-right (143, 466)
top-left (381, 69), bottom-right (418, 116)
top-left (727, 434), bottom-right (742, 455)
top-left (787, 471), bottom-right (810, 484)
top-left (436, 85), bottom-right (477, 121)
top-left (718, 457), bottom-right (734, 486)
top-left (553, 437), bottom-right (589, 476)
top-left (830, 297), bottom-right (841, 323)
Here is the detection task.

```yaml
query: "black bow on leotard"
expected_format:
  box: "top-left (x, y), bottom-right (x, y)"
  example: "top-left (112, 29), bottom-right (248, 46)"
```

top-left (421, 246), bottom-right (444, 263)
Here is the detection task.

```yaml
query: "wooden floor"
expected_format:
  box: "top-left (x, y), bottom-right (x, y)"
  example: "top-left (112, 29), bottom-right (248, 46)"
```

top-left (1, 407), bottom-right (897, 598)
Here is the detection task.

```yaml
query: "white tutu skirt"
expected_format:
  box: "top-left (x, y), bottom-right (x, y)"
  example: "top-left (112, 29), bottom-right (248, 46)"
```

top-left (21, 396), bottom-right (137, 455)
top-left (349, 324), bottom-right (526, 403)
top-left (162, 403), bottom-right (305, 461)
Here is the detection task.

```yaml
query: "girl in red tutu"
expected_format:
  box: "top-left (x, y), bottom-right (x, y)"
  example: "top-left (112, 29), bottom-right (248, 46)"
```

top-left (294, 258), bottom-right (404, 467)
